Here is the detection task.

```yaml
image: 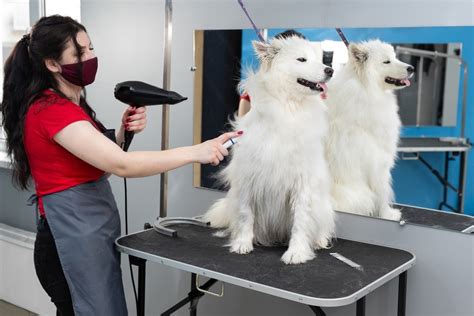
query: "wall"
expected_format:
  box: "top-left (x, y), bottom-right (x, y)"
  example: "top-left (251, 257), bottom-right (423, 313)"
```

top-left (0, 0), bottom-right (472, 315)
top-left (80, 0), bottom-right (169, 314)
top-left (0, 168), bottom-right (35, 232)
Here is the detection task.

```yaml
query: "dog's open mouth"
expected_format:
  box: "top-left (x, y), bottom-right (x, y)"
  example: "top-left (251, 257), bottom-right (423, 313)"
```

top-left (385, 76), bottom-right (411, 87)
top-left (297, 78), bottom-right (327, 92)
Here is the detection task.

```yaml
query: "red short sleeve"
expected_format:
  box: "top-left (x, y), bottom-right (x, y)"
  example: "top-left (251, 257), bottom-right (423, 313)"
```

top-left (37, 102), bottom-right (91, 140)
top-left (240, 93), bottom-right (251, 102)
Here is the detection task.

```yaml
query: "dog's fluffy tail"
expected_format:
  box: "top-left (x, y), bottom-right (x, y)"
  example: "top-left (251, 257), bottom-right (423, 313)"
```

top-left (203, 198), bottom-right (234, 228)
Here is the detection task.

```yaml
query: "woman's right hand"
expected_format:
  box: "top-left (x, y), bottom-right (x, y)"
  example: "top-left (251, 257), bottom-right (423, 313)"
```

top-left (192, 131), bottom-right (243, 166)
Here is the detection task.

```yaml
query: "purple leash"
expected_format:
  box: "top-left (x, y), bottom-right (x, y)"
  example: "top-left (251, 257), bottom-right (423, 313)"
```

top-left (237, 0), bottom-right (349, 47)
top-left (335, 28), bottom-right (349, 47)
top-left (237, 0), bottom-right (266, 42)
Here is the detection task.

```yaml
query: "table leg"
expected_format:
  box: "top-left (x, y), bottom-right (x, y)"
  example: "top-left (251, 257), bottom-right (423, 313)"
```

top-left (356, 297), bottom-right (366, 316)
top-left (129, 256), bottom-right (147, 316)
top-left (189, 274), bottom-right (198, 316)
top-left (458, 151), bottom-right (467, 213)
top-left (418, 154), bottom-right (456, 211)
top-left (398, 271), bottom-right (407, 316)
top-left (161, 273), bottom-right (218, 316)
top-left (161, 296), bottom-right (193, 316)
top-left (439, 152), bottom-right (450, 210)
top-left (308, 305), bottom-right (326, 316)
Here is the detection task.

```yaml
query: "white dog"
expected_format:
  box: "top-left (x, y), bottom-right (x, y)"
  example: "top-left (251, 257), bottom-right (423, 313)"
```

top-left (325, 40), bottom-right (414, 220)
top-left (203, 36), bottom-right (335, 264)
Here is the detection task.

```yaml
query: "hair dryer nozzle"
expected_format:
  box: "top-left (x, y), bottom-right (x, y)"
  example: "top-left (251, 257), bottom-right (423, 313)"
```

top-left (114, 81), bottom-right (187, 106)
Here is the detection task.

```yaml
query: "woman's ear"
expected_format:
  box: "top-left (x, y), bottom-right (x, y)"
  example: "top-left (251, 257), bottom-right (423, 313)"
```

top-left (44, 59), bottom-right (61, 73)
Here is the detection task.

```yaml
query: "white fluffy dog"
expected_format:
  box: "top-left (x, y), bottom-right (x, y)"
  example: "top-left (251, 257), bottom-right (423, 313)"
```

top-left (203, 36), bottom-right (335, 264)
top-left (325, 40), bottom-right (414, 220)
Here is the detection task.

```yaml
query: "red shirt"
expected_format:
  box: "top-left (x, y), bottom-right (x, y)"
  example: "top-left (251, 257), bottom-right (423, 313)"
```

top-left (24, 90), bottom-right (105, 216)
top-left (240, 93), bottom-right (251, 102)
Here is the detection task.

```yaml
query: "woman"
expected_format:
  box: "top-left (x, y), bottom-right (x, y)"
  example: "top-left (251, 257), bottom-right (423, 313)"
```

top-left (1, 15), bottom-right (241, 315)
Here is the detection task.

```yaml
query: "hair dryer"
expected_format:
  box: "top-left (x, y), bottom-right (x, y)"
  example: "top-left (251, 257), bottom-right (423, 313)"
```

top-left (114, 81), bottom-right (187, 151)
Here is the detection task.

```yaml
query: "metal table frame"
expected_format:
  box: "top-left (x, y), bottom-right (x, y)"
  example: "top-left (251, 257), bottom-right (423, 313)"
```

top-left (128, 259), bottom-right (407, 316)
top-left (398, 137), bottom-right (471, 213)
top-left (395, 46), bottom-right (471, 213)
top-left (118, 224), bottom-right (415, 316)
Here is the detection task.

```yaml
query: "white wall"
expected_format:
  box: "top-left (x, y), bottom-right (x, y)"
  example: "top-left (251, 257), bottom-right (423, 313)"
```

top-left (45, 0), bottom-right (81, 21)
top-left (80, 1), bottom-right (171, 314)
top-left (0, 0), bottom-right (472, 315)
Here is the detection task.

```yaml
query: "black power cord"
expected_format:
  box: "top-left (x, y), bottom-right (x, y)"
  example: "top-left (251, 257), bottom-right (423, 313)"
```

top-left (121, 138), bottom-right (139, 309)
top-left (124, 178), bottom-right (139, 306)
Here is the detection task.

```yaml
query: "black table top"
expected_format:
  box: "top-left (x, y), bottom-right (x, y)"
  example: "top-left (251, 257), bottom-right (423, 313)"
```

top-left (395, 204), bottom-right (474, 232)
top-left (116, 224), bottom-right (415, 307)
top-left (398, 137), bottom-right (471, 152)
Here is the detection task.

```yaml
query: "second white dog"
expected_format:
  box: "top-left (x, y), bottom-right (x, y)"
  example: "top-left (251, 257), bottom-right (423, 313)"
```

top-left (325, 40), bottom-right (414, 220)
top-left (204, 36), bottom-right (335, 264)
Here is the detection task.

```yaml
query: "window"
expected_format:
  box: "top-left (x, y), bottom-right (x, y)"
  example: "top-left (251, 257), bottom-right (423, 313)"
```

top-left (0, 0), bottom-right (80, 160)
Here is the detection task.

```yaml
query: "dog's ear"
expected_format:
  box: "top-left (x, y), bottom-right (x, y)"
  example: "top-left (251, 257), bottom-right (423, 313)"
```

top-left (349, 43), bottom-right (368, 63)
top-left (252, 40), bottom-right (279, 63)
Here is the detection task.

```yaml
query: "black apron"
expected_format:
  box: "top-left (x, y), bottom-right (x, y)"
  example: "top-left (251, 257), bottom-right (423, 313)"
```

top-left (37, 176), bottom-right (127, 315)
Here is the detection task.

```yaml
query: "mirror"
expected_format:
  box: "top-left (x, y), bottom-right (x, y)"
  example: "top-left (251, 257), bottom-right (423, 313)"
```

top-left (192, 26), bottom-right (473, 232)
top-left (395, 43), bottom-right (462, 126)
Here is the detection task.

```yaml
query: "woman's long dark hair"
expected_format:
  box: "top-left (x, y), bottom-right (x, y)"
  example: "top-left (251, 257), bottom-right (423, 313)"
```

top-left (1, 15), bottom-right (104, 190)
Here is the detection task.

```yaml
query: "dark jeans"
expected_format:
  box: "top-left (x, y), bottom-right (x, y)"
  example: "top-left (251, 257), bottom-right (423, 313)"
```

top-left (34, 217), bottom-right (75, 316)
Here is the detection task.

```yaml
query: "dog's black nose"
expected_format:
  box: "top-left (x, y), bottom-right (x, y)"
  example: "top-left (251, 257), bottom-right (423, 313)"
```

top-left (407, 65), bottom-right (415, 74)
top-left (324, 67), bottom-right (334, 77)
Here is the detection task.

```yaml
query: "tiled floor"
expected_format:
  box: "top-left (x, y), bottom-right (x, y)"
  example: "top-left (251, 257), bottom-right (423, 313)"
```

top-left (0, 300), bottom-right (37, 316)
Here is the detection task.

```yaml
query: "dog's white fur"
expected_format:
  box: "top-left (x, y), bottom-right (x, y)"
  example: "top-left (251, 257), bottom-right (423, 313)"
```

top-left (325, 40), bottom-right (413, 220)
top-left (203, 36), bottom-right (335, 264)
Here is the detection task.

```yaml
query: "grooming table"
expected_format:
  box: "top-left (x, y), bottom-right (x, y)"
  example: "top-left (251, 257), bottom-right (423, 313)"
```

top-left (397, 137), bottom-right (471, 213)
top-left (116, 222), bottom-right (415, 316)
top-left (395, 203), bottom-right (474, 233)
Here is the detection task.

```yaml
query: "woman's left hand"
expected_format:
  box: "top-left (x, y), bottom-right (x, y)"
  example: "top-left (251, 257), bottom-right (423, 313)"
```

top-left (122, 106), bottom-right (147, 134)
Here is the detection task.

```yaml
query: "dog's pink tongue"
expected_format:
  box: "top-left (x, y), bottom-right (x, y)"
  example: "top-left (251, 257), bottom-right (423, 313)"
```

top-left (402, 79), bottom-right (411, 87)
top-left (319, 82), bottom-right (328, 100)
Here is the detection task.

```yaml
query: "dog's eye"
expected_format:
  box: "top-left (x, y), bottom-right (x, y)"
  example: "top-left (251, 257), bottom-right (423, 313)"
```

top-left (297, 57), bottom-right (307, 62)
top-left (383, 60), bottom-right (391, 64)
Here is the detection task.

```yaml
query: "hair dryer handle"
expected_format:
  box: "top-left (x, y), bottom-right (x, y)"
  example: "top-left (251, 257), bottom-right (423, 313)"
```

top-left (123, 130), bottom-right (134, 152)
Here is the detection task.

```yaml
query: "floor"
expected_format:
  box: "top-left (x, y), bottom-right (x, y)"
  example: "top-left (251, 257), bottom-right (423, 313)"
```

top-left (0, 300), bottom-right (37, 316)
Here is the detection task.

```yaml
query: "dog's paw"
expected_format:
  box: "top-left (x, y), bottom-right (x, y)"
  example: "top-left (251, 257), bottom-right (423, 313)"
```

top-left (229, 240), bottom-right (254, 254)
top-left (380, 207), bottom-right (402, 221)
top-left (213, 230), bottom-right (229, 238)
top-left (281, 248), bottom-right (315, 264)
top-left (315, 237), bottom-right (331, 250)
